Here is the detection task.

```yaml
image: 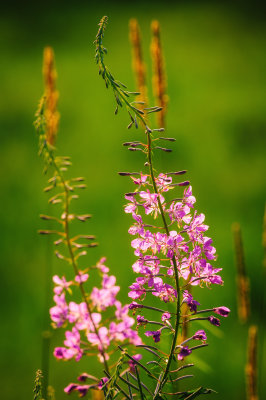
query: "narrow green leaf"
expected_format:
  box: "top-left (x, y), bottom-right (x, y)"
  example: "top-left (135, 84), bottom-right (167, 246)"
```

top-left (135, 366), bottom-right (145, 400)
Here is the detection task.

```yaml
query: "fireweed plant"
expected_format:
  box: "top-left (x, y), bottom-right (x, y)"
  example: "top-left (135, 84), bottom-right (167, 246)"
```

top-left (95, 16), bottom-right (231, 399)
top-left (35, 47), bottom-right (142, 399)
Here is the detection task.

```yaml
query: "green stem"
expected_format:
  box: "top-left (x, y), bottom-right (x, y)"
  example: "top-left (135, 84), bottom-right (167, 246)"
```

top-left (146, 132), bottom-right (181, 397)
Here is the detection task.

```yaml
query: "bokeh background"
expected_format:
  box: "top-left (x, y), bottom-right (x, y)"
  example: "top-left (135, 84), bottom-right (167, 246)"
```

top-left (1, 0), bottom-right (265, 399)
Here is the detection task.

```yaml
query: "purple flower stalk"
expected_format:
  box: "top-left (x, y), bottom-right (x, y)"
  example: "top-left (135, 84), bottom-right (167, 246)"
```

top-left (94, 15), bottom-right (230, 398)
top-left (119, 74), bottom-right (229, 399)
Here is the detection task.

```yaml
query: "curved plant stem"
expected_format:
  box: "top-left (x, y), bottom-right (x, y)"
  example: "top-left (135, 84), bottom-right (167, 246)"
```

top-left (146, 131), bottom-right (181, 397)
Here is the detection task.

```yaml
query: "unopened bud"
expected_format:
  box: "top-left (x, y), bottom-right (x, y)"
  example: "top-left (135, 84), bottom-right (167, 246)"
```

top-left (168, 170), bottom-right (187, 175)
top-left (159, 137), bottom-right (176, 142)
top-left (178, 181), bottom-right (190, 186)
top-left (154, 146), bottom-right (172, 152)
top-left (128, 147), bottom-right (142, 151)
top-left (129, 302), bottom-right (143, 310)
top-left (118, 172), bottom-right (140, 176)
top-left (152, 128), bottom-right (165, 132)
top-left (125, 192), bottom-right (138, 197)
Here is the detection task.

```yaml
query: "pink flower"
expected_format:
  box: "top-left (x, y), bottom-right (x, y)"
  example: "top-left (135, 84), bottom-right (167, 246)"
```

top-left (184, 186), bottom-right (196, 208)
top-left (131, 174), bottom-right (148, 185)
top-left (193, 330), bottom-right (207, 341)
top-left (50, 293), bottom-right (68, 328)
top-left (213, 306), bottom-right (230, 317)
top-left (139, 190), bottom-right (164, 216)
top-left (54, 327), bottom-right (83, 361)
top-left (145, 330), bottom-right (161, 343)
top-left (129, 354), bottom-right (142, 372)
top-left (91, 274), bottom-right (120, 311)
top-left (208, 316), bottom-right (220, 326)
top-left (178, 346), bottom-right (192, 360)
top-left (161, 312), bottom-right (171, 322)
top-left (183, 290), bottom-right (200, 312)
top-left (53, 275), bottom-right (72, 295)
top-left (87, 326), bottom-right (110, 351)
top-left (75, 272), bottom-right (89, 284)
top-left (68, 301), bottom-right (101, 331)
top-left (155, 173), bottom-right (173, 192)
top-left (96, 257), bottom-right (109, 273)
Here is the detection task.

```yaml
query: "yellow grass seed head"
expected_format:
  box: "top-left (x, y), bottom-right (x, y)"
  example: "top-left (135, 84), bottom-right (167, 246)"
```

top-left (245, 325), bottom-right (258, 400)
top-left (151, 20), bottom-right (168, 128)
top-left (42, 46), bottom-right (60, 146)
top-left (129, 18), bottom-right (148, 109)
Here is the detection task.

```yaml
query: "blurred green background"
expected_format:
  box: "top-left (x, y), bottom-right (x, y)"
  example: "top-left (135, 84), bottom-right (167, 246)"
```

top-left (1, 1), bottom-right (265, 399)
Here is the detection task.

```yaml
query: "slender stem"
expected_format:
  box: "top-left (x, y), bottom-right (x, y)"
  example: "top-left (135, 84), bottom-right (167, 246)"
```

top-left (49, 149), bottom-right (110, 374)
top-left (146, 132), bottom-right (181, 396)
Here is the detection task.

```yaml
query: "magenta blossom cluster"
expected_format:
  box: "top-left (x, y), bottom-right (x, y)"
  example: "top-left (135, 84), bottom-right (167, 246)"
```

top-left (124, 173), bottom-right (230, 360)
top-left (126, 175), bottom-right (222, 298)
top-left (50, 257), bottom-right (142, 366)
